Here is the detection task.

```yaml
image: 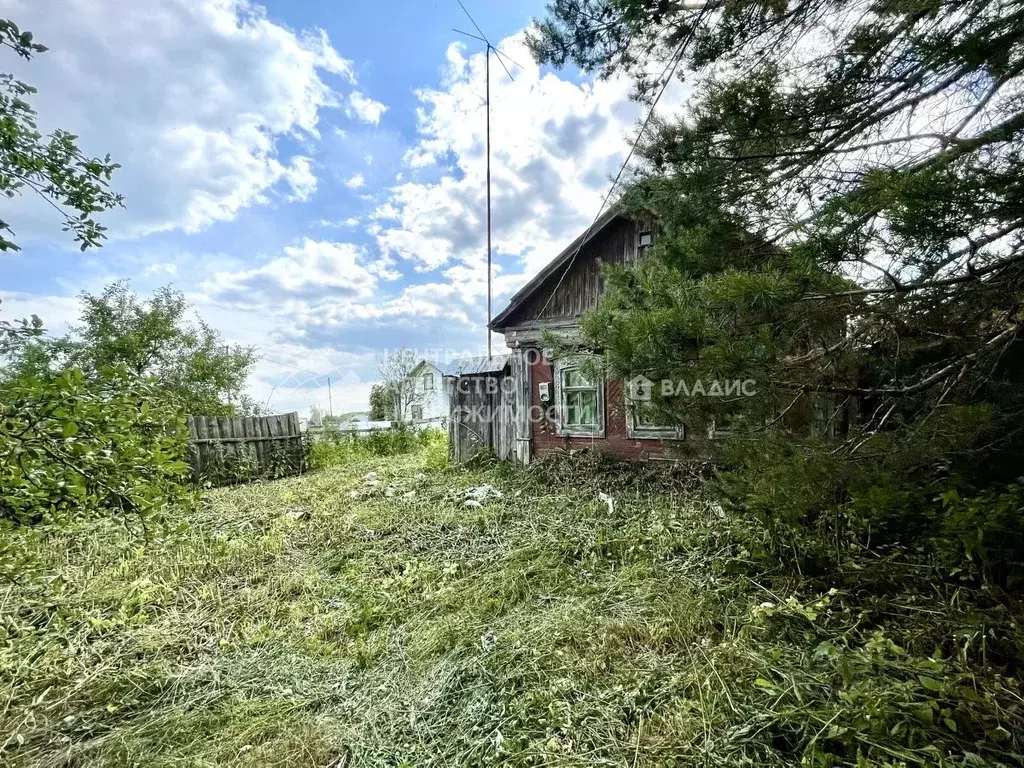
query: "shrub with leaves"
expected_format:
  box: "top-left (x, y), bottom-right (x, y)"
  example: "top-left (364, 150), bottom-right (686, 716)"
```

top-left (419, 427), bottom-right (449, 470)
top-left (0, 18), bottom-right (122, 252)
top-left (0, 367), bottom-right (193, 532)
top-left (10, 282), bottom-right (257, 417)
top-left (309, 425), bottom-right (426, 470)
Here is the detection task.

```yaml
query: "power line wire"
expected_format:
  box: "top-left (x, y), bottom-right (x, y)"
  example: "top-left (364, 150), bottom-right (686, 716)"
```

top-left (260, 356), bottom-right (328, 378)
top-left (524, 36), bottom-right (691, 335)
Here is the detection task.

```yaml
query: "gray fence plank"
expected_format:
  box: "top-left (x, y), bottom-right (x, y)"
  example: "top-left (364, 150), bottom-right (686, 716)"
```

top-left (186, 411), bottom-right (303, 485)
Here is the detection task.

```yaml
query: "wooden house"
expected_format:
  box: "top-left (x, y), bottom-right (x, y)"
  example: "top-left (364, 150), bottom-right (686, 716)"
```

top-left (448, 210), bottom-right (683, 464)
top-left (446, 209), bottom-right (849, 465)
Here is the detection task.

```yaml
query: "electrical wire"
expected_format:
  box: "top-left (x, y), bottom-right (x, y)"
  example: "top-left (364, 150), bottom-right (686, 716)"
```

top-left (523, 34), bottom-right (692, 335)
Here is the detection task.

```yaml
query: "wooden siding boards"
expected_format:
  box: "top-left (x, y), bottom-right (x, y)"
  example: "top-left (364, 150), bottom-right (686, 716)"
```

top-left (525, 216), bottom-right (638, 322)
top-left (450, 212), bottom-right (655, 466)
top-left (186, 411), bottom-right (304, 485)
top-left (510, 350), bottom-right (532, 464)
top-left (447, 368), bottom-right (516, 464)
top-left (491, 214), bottom-right (645, 332)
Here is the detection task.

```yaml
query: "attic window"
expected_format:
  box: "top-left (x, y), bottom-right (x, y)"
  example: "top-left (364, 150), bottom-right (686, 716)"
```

top-left (637, 231), bottom-right (653, 259)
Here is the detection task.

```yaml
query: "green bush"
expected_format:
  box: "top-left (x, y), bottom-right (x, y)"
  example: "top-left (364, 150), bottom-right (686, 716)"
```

top-left (0, 367), bottom-right (193, 531)
top-left (717, 430), bottom-right (1024, 586)
top-left (419, 427), bottom-right (449, 470)
top-left (309, 426), bottom-right (423, 469)
top-left (307, 426), bottom-right (449, 471)
top-left (936, 483), bottom-right (1024, 586)
top-left (196, 438), bottom-right (307, 488)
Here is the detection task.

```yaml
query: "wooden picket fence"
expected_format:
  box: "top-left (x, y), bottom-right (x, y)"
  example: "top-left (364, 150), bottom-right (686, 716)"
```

top-left (187, 412), bottom-right (305, 485)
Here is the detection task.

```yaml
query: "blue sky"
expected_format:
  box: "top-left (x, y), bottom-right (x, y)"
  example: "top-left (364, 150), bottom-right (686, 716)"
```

top-left (0, 0), bottom-right (669, 415)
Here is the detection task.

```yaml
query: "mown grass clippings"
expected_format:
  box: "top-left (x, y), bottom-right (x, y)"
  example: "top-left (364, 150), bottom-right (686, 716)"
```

top-left (1, 447), bottom-right (1022, 766)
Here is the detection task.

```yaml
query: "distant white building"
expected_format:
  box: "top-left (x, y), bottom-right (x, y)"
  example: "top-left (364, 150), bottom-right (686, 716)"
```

top-left (406, 360), bottom-right (449, 425)
top-left (405, 357), bottom-right (510, 426)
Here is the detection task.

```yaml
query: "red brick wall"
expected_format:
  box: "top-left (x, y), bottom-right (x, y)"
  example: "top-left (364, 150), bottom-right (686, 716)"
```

top-left (529, 355), bottom-right (674, 462)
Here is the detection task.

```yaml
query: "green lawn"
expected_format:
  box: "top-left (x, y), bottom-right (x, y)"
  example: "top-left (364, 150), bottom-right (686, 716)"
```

top-left (2, 450), bottom-right (1021, 766)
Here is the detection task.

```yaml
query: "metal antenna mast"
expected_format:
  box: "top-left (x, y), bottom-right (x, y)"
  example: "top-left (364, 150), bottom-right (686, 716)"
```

top-left (453, 0), bottom-right (518, 358)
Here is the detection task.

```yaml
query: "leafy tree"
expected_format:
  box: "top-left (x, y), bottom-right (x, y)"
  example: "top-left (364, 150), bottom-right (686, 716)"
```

top-left (0, 298), bottom-right (41, 353)
top-left (8, 282), bottom-right (257, 416)
top-left (309, 403), bottom-right (324, 427)
top-left (530, 1), bottom-right (1024, 574)
top-left (368, 383), bottom-right (395, 422)
top-left (0, 367), bottom-right (191, 532)
top-left (376, 348), bottom-right (424, 424)
top-left (0, 19), bottom-right (122, 251)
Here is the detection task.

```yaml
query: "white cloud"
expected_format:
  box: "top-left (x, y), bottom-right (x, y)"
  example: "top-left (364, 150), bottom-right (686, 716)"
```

top-left (370, 203), bottom-right (400, 220)
top-left (282, 156), bottom-right (319, 202)
top-left (373, 34), bottom-right (686, 289)
top-left (315, 216), bottom-right (360, 228)
top-left (345, 172), bottom-right (366, 189)
top-left (143, 262), bottom-right (179, 278)
top-left (202, 238), bottom-right (389, 304)
top-left (280, 282), bottom-right (478, 337)
top-left (347, 91), bottom-right (388, 125)
top-left (0, 0), bottom-right (364, 241)
top-left (402, 147), bottom-right (437, 168)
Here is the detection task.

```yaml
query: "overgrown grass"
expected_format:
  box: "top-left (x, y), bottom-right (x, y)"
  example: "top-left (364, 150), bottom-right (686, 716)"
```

top-left (308, 426), bottom-right (447, 470)
top-left (1, 447), bottom-right (1022, 766)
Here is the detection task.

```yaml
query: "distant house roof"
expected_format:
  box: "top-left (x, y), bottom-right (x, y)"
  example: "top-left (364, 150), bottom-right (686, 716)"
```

top-left (409, 359), bottom-right (444, 377)
top-left (439, 355), bottom-right (511, 377)
top-left (489, 208), bottom-right (622, 331)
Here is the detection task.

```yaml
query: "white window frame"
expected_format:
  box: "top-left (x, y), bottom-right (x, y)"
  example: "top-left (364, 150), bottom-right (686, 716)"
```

top-left (637, 230), bottom-right (653, 260)
top-left (708, 419), bottom-right (733, 439)
top-left (626, 395), bottom-right (684, 440)
top-left (422, 372), bottom-right (434, 391)
top-left (411, 404), bottom-right (424, 422)
top-left (709, 410), bottom-right (778, 439)
top-left (553, 357), bottom-right (605, 438)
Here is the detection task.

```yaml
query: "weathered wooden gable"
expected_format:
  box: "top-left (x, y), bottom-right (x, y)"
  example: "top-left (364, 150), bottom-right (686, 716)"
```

top-left (495, 215), bottom-right (646, 330)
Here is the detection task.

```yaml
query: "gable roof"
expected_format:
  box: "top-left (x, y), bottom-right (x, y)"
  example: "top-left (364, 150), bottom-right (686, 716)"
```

top-left (440, 355), bottom-right (510, 377)
top-left (408, 359), bottom-right (444, 378)
top-left (410, 356), bottom-right (512, 379)
top-left (489, 208), bottom-right (622, 331)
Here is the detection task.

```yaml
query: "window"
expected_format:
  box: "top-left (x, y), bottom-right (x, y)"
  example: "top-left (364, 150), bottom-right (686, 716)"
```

top-left (637, 230), bottom-right (653, 260)
top-left (626, 397), bottom-right (684, 440)
top-left (411, 404), bottom-right (424, 421)
top-left (553, 359), bottom-right (604, 437)
top-left (708, 413), bottom-right (738, 439)
top-left (422, 372), bottom-right (434, 391)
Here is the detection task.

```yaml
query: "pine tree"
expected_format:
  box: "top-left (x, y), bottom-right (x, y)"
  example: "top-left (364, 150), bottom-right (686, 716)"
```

top-left (530, 0), bottom-right (1024, 573)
